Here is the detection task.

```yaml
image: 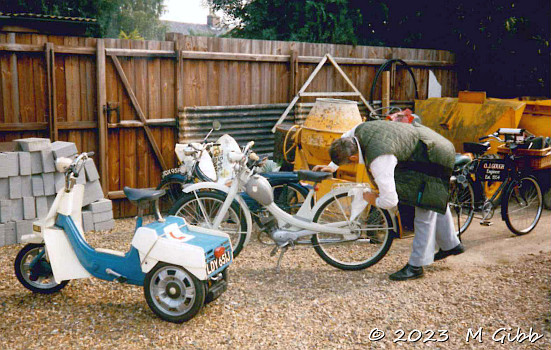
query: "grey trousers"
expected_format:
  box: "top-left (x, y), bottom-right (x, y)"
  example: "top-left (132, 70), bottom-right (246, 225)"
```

top-left (408, 205), bottom-right (460, 267)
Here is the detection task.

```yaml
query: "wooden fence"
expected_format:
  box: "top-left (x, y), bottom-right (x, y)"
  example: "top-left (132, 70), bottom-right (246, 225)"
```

top-left (0, 31), bottom-right (457, 217)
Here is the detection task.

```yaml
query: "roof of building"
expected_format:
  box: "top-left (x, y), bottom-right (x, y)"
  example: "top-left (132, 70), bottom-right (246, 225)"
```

top-left (0, 12), bottom-right (97, 23)
top-left (163, 20), bottom-right (227, 36)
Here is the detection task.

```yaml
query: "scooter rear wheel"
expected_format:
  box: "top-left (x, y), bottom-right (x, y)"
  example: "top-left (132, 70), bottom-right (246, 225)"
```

top-left (14, 244), bottom-right (69, 294)
top-left (144, 263), bottom-right (206, 323)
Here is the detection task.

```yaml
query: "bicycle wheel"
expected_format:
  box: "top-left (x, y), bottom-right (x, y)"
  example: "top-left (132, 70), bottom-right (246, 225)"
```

top-left (502, 176), bottom-right (543, 235)
top-left (272, 183), bottom-right (307, 215)
top-left (311, 192), bottom-right (395, 270)
top-left (169, 191), bottom-right (248, 257)
top-left (448, 180), bottom-right (475, 239)
top-left (157, 174), bottom-right (188, 213)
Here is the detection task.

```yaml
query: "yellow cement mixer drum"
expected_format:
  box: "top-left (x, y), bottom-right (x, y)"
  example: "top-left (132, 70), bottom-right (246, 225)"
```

top-left (300, 98), bottom-right (363, 165)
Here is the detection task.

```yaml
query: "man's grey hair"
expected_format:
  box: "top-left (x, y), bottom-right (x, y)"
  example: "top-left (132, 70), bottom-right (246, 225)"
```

top-left (329, 137), bottom-right (358, 165)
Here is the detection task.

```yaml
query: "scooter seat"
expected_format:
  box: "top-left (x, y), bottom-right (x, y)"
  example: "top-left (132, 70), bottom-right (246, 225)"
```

top-left (123, 187), bottom-right (165, 203)
top-left (297, 170), bottom-right (332, 183)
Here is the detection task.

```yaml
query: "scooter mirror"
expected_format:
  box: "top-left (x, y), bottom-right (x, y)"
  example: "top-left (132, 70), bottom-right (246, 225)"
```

top-left (212, 120), bottom-right (221, 131)
top-left (55, 157), bottom-right (73, 173)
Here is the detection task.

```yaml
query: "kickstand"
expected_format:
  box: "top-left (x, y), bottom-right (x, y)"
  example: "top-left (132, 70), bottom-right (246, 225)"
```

top-left (275, 246), bottom-right (288, 274)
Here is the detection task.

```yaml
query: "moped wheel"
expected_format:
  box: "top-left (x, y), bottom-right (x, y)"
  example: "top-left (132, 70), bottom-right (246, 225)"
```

top-left (169, 191), bottom-right (248, 257)
top-left (14, 244), bottom-right (69, 294)
top-left (311, 193), bottom-right (394, 270)
top-left (502, 176), bottom-right (543, 235)
top-left (448, 180), bottom-right (475, 239)
top-left (272, 183), bottom-right (308, 215)
top-left (144, 263), bottom-right (206, 323)
top-left (156, 174), bottom-right (188, 213)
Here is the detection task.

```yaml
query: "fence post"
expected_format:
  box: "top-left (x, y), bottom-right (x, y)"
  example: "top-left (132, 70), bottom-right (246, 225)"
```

top-left (45, 42), bottom-right (58, 141)
top-left (96, 39), bottom-right (108, 195)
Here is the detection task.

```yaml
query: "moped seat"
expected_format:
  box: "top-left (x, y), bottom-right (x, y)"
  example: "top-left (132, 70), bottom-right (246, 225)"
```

top-left (123, 187), bottom-right (165, 203)
top-left (463, 141), bottom-right (490, 155)
top-left (297, 170), bottom-right (332, 183)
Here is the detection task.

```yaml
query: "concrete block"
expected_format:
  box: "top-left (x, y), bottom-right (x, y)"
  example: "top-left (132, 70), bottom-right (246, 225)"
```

top-left (84, 159), bottom-right (100, 182)
top-left (83, 181), bottom-right (104, 207)
top-left (0, 178), bottom-right (8, 198)
top-left (76, 172), bottom-right (86, 185)
top-left (0, 200), bottom-right (11, 223)
top-left (92, 210), bottom-right (113, 223)
top-left (0, 154), bottom-right (8, 178)
top-left (4, 222), bottom-right (16, 245)
top-left (21, 175), bottom-right (32, 197)
top-left (30, 151), bottom-right (43, 174)
top-left (9, 176), bottom-right (22, 199)
top-left (0, 224), bottom-right (5, 247)
top-left (23, 196), bottom-right (36, 220)
top-left (82, 210), bottom-right (94, 232)
top-left (85, 198), bottom-right (113, 213)
top-left (32, 175), bottom-right (45, 196)
top-left (41, 148), bottom-right (56, 173)
top-left (16, 220), bottom-right (33, 243)
top-left (46, 195), bottom-right (55, 209)
top-left (51, 141), bottom-right (78, 159)
top-left (4, 152), bottom-right (19, 176)
top-left (54, 172), bottom-right (65, 192)
top-left (18, 152), bottom-right (31, 175)
top-left (11, 198), bottom-right (23, 221)
top-left (42, 173), bottom-right (55, 196)
top-left (94, 219), bottom-right (114, 232)
top-left (36, 196), bottom-right (48, 219)
top-left (14, 138), bottom-right (51, 152)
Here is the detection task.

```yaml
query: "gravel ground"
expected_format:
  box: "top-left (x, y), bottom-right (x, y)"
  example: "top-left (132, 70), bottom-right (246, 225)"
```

top-left (0, 213), bottom-right (549, 350)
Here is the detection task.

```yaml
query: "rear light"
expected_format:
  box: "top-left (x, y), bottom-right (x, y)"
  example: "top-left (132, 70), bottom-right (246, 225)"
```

top-left (314, 184), bottom-right (320, 192)
top-left (214, 246), bottom-right (225, 258)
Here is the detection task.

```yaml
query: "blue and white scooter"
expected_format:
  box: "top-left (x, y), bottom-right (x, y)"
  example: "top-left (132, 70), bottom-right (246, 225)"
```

top-left (14, 152), bottom-right (233, 323)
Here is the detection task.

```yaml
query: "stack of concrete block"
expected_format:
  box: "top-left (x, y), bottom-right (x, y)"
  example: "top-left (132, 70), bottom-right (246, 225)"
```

top-left (0, 138), bottom-right (115, 248)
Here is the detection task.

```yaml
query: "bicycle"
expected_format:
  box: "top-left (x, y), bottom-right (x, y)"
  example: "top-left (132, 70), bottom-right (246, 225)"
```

top-left (448, 128), bottom-right (544, 238)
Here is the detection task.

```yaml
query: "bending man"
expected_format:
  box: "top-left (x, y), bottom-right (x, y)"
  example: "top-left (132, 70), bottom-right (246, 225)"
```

top-left (314, 120), bottom-right (464, 281)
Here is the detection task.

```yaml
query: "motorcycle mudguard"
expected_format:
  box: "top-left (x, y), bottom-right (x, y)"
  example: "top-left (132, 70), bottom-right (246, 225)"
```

top-left (182, 182), bottom-right (253, 247)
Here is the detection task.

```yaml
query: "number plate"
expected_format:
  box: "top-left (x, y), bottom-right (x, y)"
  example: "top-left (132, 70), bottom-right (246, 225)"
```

top-left (477, 159), bottom-right (507, 182)
top-left (206, 251), bottom-right (232, 275)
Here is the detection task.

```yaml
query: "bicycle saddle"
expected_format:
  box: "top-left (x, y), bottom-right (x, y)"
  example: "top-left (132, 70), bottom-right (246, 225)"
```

top-left (463, 142), bottom-right (490, 155)
top-left (454, 154), bottom-right (471, 167)
top-left (123, 187), bottom-right (165, 204)
top-left (297, 170), bottom-right (332, 183)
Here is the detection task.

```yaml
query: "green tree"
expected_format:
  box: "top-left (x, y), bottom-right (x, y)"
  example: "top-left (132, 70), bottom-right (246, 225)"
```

top-left (0, 0), bottom-right (167, 40)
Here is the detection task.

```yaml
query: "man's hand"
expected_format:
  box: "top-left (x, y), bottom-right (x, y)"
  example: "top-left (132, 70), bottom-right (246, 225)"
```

top-left (312, 165), bottom-right (334, 172)
top-left (363, 191), bottom-right (377, 206)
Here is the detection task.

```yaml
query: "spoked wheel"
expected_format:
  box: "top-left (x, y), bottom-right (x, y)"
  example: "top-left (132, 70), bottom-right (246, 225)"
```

top-left (282, 125), bottom-right (302, 165)
top-left (169, 191), bottom-right (248, 257)
top-left (14, 244), bottom-right (69, 294)
top-left (502, 176), bottom-right (543, 235)
top-left (157, 175), bottom-right (187, 213)
top-left (272, 183), bottom-right (307, 215)
top-left (311, 193), bottom-right (395, 270)
top-left (448, 180), bottom-right (475, 239)
top-left (144, 263), bottom-right (205, 323)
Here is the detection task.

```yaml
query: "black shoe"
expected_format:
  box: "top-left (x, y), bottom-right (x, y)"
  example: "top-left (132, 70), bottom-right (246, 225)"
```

top-left (434, 243), bottom-right (465, 261)
top-left (389, 264), bottom-right (424, 281)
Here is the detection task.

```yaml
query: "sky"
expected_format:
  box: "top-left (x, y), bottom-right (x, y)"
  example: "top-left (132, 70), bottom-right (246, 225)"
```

top-left (160, 0), bottom-right (210, 24)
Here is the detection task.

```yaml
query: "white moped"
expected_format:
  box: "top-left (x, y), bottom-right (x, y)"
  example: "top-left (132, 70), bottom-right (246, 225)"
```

top-left (14, 152), bottom-right (233, 323)
top-left (172, 142), bottom-right (400, 271)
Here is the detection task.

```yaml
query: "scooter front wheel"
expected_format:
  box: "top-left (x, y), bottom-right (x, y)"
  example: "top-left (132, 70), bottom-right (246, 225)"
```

top-left (14, 244), bottom-right (69, 294)
top-left (144, 263), bottom-right (206, 323)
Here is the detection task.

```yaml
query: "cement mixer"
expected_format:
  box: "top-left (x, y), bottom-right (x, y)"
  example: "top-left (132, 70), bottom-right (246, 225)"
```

top-left (282, 99), bottom-right (377, 199)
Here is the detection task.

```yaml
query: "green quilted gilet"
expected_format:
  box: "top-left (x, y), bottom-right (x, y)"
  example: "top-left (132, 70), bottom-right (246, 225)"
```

top-left (354, 121), bottom-right (455, 214)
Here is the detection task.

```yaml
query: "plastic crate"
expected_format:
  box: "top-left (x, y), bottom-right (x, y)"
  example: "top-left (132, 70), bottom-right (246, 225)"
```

top-left (497, 145), bottom-right (551, 170)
